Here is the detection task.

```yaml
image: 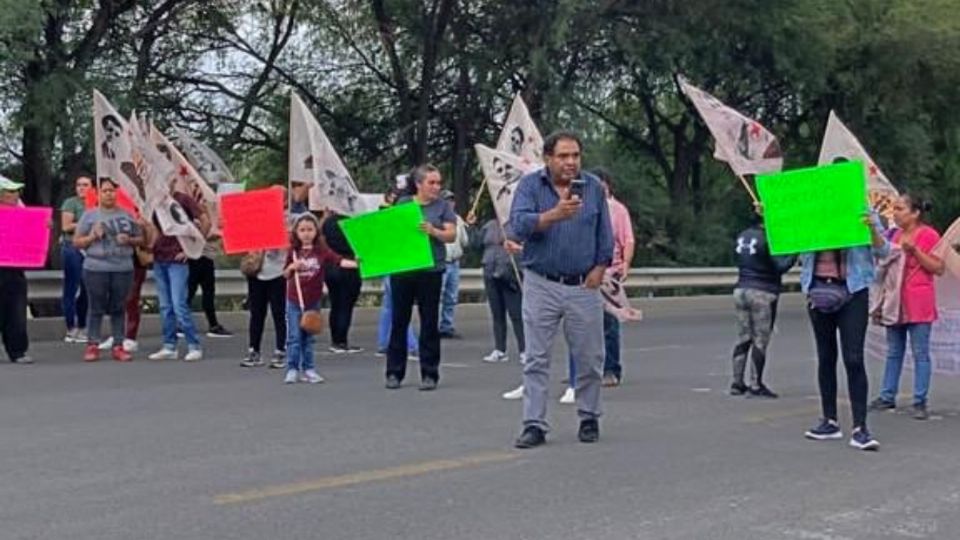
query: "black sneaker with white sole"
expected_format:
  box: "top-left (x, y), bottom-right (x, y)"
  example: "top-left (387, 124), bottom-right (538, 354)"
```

top-left (805, 418), bottom-right (843, 440)
top-left (868, 397), bottom-right (896, 411)
top-left (747, 385), bottom-right (779, 399)
top-left (207, 325), bottom-right (233, 338)
top-left (849, 427), bottom-right (880, 451)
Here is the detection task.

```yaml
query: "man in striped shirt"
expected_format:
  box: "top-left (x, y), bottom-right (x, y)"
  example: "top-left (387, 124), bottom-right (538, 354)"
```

top-left (509, 131), bottom-right (614, 449)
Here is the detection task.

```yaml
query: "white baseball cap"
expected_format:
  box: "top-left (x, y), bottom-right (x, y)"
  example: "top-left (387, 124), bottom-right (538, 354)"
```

top-left (0, 174), bottom-right (25, 191)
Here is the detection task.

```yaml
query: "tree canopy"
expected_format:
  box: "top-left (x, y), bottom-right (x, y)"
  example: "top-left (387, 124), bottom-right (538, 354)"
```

top-left (2, 0), bottom-right (958, 265)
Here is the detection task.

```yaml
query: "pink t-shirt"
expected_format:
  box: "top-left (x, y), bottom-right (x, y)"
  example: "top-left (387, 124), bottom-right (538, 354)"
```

top-left (608, 197), bottom-right (634, 274)
top-left (894, 225), bottom-right (941, 324)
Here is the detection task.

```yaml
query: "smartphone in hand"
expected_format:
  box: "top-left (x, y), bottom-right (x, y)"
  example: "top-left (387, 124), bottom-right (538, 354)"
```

top-left (569, 177), bottom-right (585, 199)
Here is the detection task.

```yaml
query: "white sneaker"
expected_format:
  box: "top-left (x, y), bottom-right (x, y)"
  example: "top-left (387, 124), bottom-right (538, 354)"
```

top-left (98, 337), bottom-right (115, 351)
top-left (502, 385), bottom-right (524, 400)
top-left (483, 350), bottom-right (508, 363)
top-left (559, 387), bottom-right (576, 404)
top-left (519, 352), bottom-right (527, 364)
top-left (284, 369), bottom-right (299, 384)
top-left (64, 329), bottom-right (78, 343)
top-left (148, 347), bottom-right (177, 361)
top-left (183, 349), bottom-right (203, 362)
top-left (122, 339), bottom-right (138, 353)
top-left (76, 330), bottom-right (89, 343)
top-left (304, 369), bottom-right (325, 384)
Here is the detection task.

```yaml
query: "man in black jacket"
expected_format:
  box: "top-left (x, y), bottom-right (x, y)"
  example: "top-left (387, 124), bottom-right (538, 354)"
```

top-left (731, 212), bottom-right (796, 398)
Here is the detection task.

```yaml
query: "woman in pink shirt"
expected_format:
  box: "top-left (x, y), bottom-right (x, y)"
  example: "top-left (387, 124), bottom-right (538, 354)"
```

top-left (870, 195), bottom-right (944, 419)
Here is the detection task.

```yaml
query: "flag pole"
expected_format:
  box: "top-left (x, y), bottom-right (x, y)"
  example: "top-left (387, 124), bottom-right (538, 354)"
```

top-left (736, 173), bottom-right (759, 205)
top-left (468, 177), bottom-right (488, 218)
top-left (495, 219), bottom-right (523, 286)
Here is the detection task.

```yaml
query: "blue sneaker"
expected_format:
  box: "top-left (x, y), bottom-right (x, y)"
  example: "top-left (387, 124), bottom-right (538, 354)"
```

top-left (849, 427), bottom-right (880, 451)
top-left (804, 418), bottom-right (843, 440)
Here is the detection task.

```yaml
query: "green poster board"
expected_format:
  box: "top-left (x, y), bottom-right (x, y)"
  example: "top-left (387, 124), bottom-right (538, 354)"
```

top-left (338, 202), bottom-right (435, 279)
top-left (756, 161), bottom-right (871, 255)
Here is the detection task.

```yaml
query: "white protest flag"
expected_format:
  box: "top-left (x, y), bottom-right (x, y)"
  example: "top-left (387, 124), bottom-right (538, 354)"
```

top-left (289, 92), bottom-right (363, 215)
top-left (496, 93), bottom-right (544, 169)
top-left (172, 127), bottom-right (236, 185)
top-left (818, 111), bottom-right (899, 216)
top-left (93, 90), bottom-right (146, 210)
top-left (678, 76), bottom-right (783, 177)
top-left (933, 216), bottom-right (960, 279)
top-left (126, 115), bottom-right (205, 259)
top-left (475, 144), bottom-right (528, 224)
top-left (152, 126), bottom-right (220, 234)
top-left (601, 275), bottom-right (643, 323)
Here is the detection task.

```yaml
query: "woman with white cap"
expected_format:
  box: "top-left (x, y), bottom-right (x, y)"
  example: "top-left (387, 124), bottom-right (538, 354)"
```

top-left (0, 175), bottom-right (34, 364)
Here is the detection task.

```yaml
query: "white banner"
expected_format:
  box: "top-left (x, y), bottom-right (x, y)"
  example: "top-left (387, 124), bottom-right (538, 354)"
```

top-left (289, 92), bottom-right (363, 215)
top-left (678, 76), bottom-right (783, 177)
top-left (818, 111), bottom-right (898, 196)
top-left (496, 94), bottom-right (544, 169)
top-left (93, 90), bottom-right (146, 210)
top-left (601, 274), bottom-right (643, 322)
top-left (475, 144), bottom-right (530, 224)
top-left (152, 126), bottom-right (219, 235)
top-left (172, 127), bottom-right (236, 184)
top-left (867, 273), bottom-right (960, 376)
top-left (127, 114), bottom-right (205, 259)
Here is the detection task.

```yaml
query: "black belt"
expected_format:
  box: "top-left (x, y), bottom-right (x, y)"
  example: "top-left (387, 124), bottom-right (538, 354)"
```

top-left (815, 277), bottom-right (846, 285)
top-left (540, 271), bottom-right (588, 286)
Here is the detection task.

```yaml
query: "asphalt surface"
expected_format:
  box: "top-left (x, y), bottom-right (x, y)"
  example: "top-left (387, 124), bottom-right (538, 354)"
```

top-left (3, 295), bottom-right (960, 540)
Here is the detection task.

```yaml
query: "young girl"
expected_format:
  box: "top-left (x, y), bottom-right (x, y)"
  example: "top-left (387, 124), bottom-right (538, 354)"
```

top-left (283, 214), bottom-right (356, 384)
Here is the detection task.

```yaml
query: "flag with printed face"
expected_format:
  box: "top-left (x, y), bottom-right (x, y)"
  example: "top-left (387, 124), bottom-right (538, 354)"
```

top-left (817, 111), bottom-right (899, 218)
top-left (601, 274), bottom-right (643, 323)
top-left (173, 127), bottom-right (235, 185)
top-left (496, 94), bottom-right (544, 169)
top-left (475, 144), bottom-right (530, 224)
top-left (678, 76), bottom-right (783, 176)
top-left (288, 93), bottom-right (363, 215)
top-left (152, 126), bottom-right (219, 234)
top-left (93, 90), bottom-right (146, 210)
top-left (126, 115), bottom-right (205, 258)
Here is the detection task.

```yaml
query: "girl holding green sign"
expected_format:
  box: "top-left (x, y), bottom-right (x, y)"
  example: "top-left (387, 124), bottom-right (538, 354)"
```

top-left (801, 211), bottom-right (889, 451)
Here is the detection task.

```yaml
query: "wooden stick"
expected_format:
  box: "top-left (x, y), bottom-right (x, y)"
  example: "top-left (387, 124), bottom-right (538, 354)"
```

top-left (468, 177), bottom-right (488, 218)
top-left (495, 220), bottom-right (523, 285)
top-left (736, 173), bottom-right (760, 204)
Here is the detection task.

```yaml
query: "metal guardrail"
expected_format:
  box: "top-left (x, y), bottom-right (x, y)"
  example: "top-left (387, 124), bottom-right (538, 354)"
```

top-left (24, 267), bottom-right (802, 301)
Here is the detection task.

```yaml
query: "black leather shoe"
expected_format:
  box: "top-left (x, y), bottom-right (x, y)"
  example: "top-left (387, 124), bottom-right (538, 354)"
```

top-left (578, 419), bottom-right (599, 443)
top-left (419, 378), bottom-right (438, 391)
top-left (385, 376), bottom-right (401, 389)
top-left (514, 426), bottom-right (546, 449)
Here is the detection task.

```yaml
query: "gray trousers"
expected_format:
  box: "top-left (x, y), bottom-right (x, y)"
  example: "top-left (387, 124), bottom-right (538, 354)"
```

top-left (84, 270), bottom-right (134, 344)
top-left (522, 271), bottom-right (604, 431)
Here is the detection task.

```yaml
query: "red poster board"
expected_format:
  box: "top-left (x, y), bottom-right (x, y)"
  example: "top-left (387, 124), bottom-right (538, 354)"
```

top-left (220, 187), bottom-right (288, 254)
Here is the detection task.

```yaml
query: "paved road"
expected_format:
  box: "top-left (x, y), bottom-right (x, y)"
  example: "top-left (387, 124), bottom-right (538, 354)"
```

top-left (3, 296), bottom-right (960, 540)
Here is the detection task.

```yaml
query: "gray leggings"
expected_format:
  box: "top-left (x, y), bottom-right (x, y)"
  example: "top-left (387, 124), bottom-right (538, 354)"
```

top-left (84, 270), bottom-right (133, 344)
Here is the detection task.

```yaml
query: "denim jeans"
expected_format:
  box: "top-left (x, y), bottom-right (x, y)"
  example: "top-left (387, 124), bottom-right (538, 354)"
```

top-left (286, 300), bottom-right (318, 371)
top-left (439, 261), bottom-right (460, 334)
top-left (568, 311), bottom-right (619, 385)
top-left (153, 262), bottom-right (200, 348)
top-left (880, 323), bottom-right (933, 406)
top-left (61, 241), bottom-right (88, 330)
top-left (377, 276), bottom-right (418, 353)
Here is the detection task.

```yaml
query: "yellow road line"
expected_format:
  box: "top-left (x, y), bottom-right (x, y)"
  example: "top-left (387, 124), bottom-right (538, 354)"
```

top-left (214, 450), bottom-right (519, 505)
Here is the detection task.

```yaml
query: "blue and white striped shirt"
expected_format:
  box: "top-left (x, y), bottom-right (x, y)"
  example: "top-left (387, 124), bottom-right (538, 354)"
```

top-left (509, 169), bottom-right (614, 277)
